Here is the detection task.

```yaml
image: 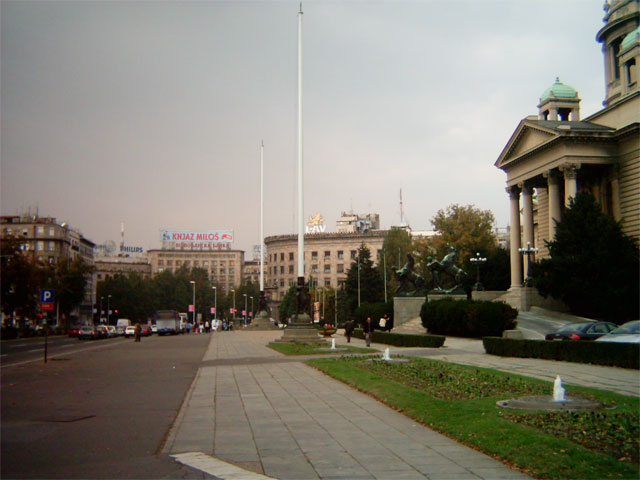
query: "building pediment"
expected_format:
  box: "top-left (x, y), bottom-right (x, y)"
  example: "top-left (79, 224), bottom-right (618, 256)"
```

top-left (495, 120), bottom-right (559, 170)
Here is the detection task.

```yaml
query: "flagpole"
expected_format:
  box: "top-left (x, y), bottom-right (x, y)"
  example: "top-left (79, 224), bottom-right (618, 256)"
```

top-left (260, 140), bottom-right (264, 292)
top-left (297, 3), bottom-right (304, 283)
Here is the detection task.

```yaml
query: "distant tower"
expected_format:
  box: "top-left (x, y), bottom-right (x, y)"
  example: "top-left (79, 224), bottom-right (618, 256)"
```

top-left (597, 0), bottom-right (640, 107)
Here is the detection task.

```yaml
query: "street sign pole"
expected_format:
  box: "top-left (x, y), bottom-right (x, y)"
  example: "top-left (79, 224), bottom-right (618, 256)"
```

top-left (44, 313), bottom-right (48, 364)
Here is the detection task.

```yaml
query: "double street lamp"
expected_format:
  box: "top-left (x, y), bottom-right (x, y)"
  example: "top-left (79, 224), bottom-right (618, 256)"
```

top-left (243, 293), bottom-right (248, 326)
top-left (212, 286), bottom-right (217, 321)
top-left (518, 242), bottom-right (539, 287)
top-left (470, 253), bottom-right (487, 291)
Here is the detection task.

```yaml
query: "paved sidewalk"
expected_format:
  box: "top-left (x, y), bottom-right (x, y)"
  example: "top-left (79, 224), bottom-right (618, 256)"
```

top-left (164, 330), bottom-right (532, 480)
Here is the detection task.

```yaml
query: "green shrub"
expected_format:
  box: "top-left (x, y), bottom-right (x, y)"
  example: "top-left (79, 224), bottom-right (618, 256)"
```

top-left (421, 298), bottom-right (517, 338)
top-left (354, 302), bottom-right (393, 327)
top-left (352, 328), bottom-right (445, 348)
top-left (483, 337), bottom-right (639, 369)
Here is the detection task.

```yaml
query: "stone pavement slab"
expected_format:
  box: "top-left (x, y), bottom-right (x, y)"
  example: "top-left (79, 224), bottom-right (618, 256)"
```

top-left (164, 330), bottom-right (531, 480)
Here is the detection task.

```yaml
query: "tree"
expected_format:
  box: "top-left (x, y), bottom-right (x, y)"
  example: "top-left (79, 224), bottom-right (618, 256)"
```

top-left (51, 258), bottom-right (94, 326)
top-left (414, 204), bottom-right (497, 288)
top-left (344, 244), bottom-right (384, 315)
top-left (279, 285), bottom-right (297, 323)
top-left (531, 192), bottom-right (639, 322)
top-left (381, 228), bottom-right (414, 297)
top-left (0, 237), bottom-right (47, 325)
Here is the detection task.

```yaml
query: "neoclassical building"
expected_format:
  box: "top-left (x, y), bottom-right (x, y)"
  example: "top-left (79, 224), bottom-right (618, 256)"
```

top-left (495, 0), bottom-right (639, 295)
top-left (264, 231), bottom-right (387, 302)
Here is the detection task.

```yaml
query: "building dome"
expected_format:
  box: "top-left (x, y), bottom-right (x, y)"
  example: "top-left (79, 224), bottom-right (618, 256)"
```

top-left (621, 25), bottom-right (640, 53)
top-left (540, 77), bottom-right (578, 103)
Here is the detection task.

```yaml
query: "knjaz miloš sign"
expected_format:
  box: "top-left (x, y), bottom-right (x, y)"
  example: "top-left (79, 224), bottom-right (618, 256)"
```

top-left (161, 230), bottom-right (234, 243)
top-left (306, 213), bottom-right (326, 234)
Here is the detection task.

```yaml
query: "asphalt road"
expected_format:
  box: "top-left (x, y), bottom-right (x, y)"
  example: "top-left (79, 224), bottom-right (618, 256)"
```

top-left (1, 333), bottom-right (219, 479)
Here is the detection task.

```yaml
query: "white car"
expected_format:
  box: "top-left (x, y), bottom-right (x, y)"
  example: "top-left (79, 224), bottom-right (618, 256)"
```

top-left (595, 320), bottom-right (640, 343)
top-left (124, 325), bottom-right (137, 338)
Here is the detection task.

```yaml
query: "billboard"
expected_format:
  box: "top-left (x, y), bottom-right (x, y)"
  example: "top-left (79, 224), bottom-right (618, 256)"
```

top-left (160, 230), bottom-right (234, 251)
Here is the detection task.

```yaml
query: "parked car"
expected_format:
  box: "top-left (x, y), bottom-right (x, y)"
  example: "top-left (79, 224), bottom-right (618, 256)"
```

top-left (105, 325), bottom-right (116, 337)
top-left (150, 324), bottom-right (158, 334)
top-left (78, 326), bottom-right (98, 340)
top-left (140, 324), bottom-right (152, 336)
top-left (545, 321), bottom-right (617, 341)
top-left (68, 325), bottom-right (82, 337)
top-left (124, 326), bottom-right (137, 338)
top-left (595, 320), bottom-right (640, 343)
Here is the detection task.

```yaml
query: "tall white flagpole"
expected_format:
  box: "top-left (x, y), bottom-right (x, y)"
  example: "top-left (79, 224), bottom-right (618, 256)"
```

top-left (260, 140), bottom-right (264, 292)
top-left (297, 3), bottom-right (304, 281)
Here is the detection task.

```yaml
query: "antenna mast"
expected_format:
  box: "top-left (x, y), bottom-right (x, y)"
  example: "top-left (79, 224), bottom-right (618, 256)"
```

top-left (399, 189), bottom-right (404, 225)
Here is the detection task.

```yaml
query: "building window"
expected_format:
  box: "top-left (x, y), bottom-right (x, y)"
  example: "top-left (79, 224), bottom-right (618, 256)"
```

top-left (280, 266), bottom-right (284, 274)
top-left (626, 58), bottom-right (637, 86)
top-left (325, 279), bottom-right (331, 287)
top-left (280, 253), bottom-right (285, 261)
top-left (49, 227), bottom-right (55, 236)
top-left (37, 226), bottom-right (45, 234)
top-left (289, 265), bottom-right (294, 274)
top-left (311, 251), bottom-right (318, 260)
top-left (337, 264), bottom-right (344, 273)
top-left (351, 250), bottom-right (357, 259)
top-left (184, 260), bottom-right (190, 266)
top-left (337, 250), bottom-right (344, 259)
top-left (338, 278), bottom-right (345, 287)
top-left (203, 260), bottom-right (208, 266)
top-left (324, 250), bottom-right (331, 259)
top-left (312, 264), bottom-right (319, 273)
top-left (167, 260), bottom-right (173, 266)
top-left (230, 268), bottom-right (235, 274)
top-left (158, 260), bottom-right (164, 266)
top-left (280, 280), bottom-right (285, 287)
top-left (48, 241), bottom-right (55, 251)
top-left (194, 261), bottom-right (199, 267)
top-left (289, 252), bottom-right (294, 261)
top-left (37, 241), bottom-right (44, 251)
top-left (324, 264), bottom-right (331, 273)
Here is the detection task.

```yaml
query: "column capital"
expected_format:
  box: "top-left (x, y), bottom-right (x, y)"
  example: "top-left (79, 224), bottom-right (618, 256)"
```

top-left (506, 185), bottom-right (521, 198)
top-left (543, 169), bottom-right (560, 184)
top-left (560, 163), bottom-right (581, 179)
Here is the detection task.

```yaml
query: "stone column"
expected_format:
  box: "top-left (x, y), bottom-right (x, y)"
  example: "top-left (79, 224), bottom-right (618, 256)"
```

top-left (611, 166), bottom-right (622, 221)
top-left (547, 171), bottom-right (562, 240)
top-left (521, 183), bottom-right (535, 279)
top-left (563, 164), bottom-right (579, 206)
top-left (508, 186), bottom-right (522, 289)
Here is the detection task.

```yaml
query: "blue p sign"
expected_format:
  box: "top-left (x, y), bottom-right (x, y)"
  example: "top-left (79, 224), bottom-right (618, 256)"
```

top-left (41, 289), bottom-right (54, 303)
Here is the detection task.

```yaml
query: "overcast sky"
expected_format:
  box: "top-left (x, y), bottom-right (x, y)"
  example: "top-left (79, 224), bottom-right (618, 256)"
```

top-left (1, 0), bottom-right (608, 257)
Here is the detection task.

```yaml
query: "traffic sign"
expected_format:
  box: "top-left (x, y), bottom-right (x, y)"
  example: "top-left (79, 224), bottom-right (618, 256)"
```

top-left (41, 303), bottom-right (55, 311)
top-left (40, 289), bottom-right (54, 303)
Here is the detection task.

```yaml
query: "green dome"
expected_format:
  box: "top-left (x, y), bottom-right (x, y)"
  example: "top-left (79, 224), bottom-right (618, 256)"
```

top-left (540, 77), bottom-right (578, 102)
top-left (621, 26), bottom-right (640, 52)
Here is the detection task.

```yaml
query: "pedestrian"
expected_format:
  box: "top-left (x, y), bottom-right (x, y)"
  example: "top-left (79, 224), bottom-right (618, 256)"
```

top-left (363, 317), bottom-right (373, 347)
top-left (205, 320), bottom-right (210, 333)
top-left (134, 322), bottom-right (141, 342)
top-left (344, 319), bottom-right (354, 343)
top-left (379, 315), bottom-right (387, 331)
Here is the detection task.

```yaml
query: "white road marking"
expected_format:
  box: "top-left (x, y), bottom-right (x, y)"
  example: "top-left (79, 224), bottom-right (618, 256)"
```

top-left (171, 452), bottom-right (275, 480)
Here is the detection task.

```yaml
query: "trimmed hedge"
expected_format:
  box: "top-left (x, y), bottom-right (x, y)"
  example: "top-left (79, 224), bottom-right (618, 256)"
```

top-left (352, 328), bottom-right (445, 348)
top-left (483, 337), bottom-right (639, 369)
top-left (421, 298), bottom-right (517, 338)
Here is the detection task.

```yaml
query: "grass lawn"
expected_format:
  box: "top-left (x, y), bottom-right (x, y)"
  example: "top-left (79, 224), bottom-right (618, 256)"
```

top-left (268, 343), bottom-right (377, 356)
top-left (306, 356), bottom-right (639, 480)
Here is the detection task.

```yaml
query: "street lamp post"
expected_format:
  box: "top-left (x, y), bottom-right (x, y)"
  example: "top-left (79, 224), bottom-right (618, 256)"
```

top-left (190, 281), bottom-right (196, 325)
top-left (107, 295), bottom-right (111, 325)
top-left (470, 253), bottom-right (487, 291)
top-left (383, 248), bottom-right (387, 303)
top-left (243, 294), bottom-right (247, 326)
top-left (518, 242), bottom-right (539, 287)
top-left (99, 296), bottom-right (103, 324)
top-left (250, 296), bottom-right (254, 321)
top-left (212, 287), bottom-right (217, 321)
top-left (231, 289), bottom-right (235, 323)
top-left (357, 251), bottom-right (361, 307)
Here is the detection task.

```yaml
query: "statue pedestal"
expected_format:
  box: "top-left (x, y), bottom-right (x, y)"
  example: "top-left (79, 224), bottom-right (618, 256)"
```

top-left (245, 311), bottom-right (278, 330)
top-left (270, 313), bottom-right (327, 344)
top-left (393, 297), bottom-right (427, 327)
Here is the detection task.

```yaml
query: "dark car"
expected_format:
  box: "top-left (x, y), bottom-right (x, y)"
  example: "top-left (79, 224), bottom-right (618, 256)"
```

top-left (140, 324), bottom-right (152, 336)
top-left (68, 325), bottom-right (82, 337)
top-left (95, 325), bottom-right (110, 339)
top-left (545, 321), bottom-right (617, 341)
top-left (78, 326), bottom-right (98, 340)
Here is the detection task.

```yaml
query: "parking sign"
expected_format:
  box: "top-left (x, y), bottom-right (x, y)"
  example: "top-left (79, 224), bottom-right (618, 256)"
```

top-left (40, 289), bottom-right (54, 303)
